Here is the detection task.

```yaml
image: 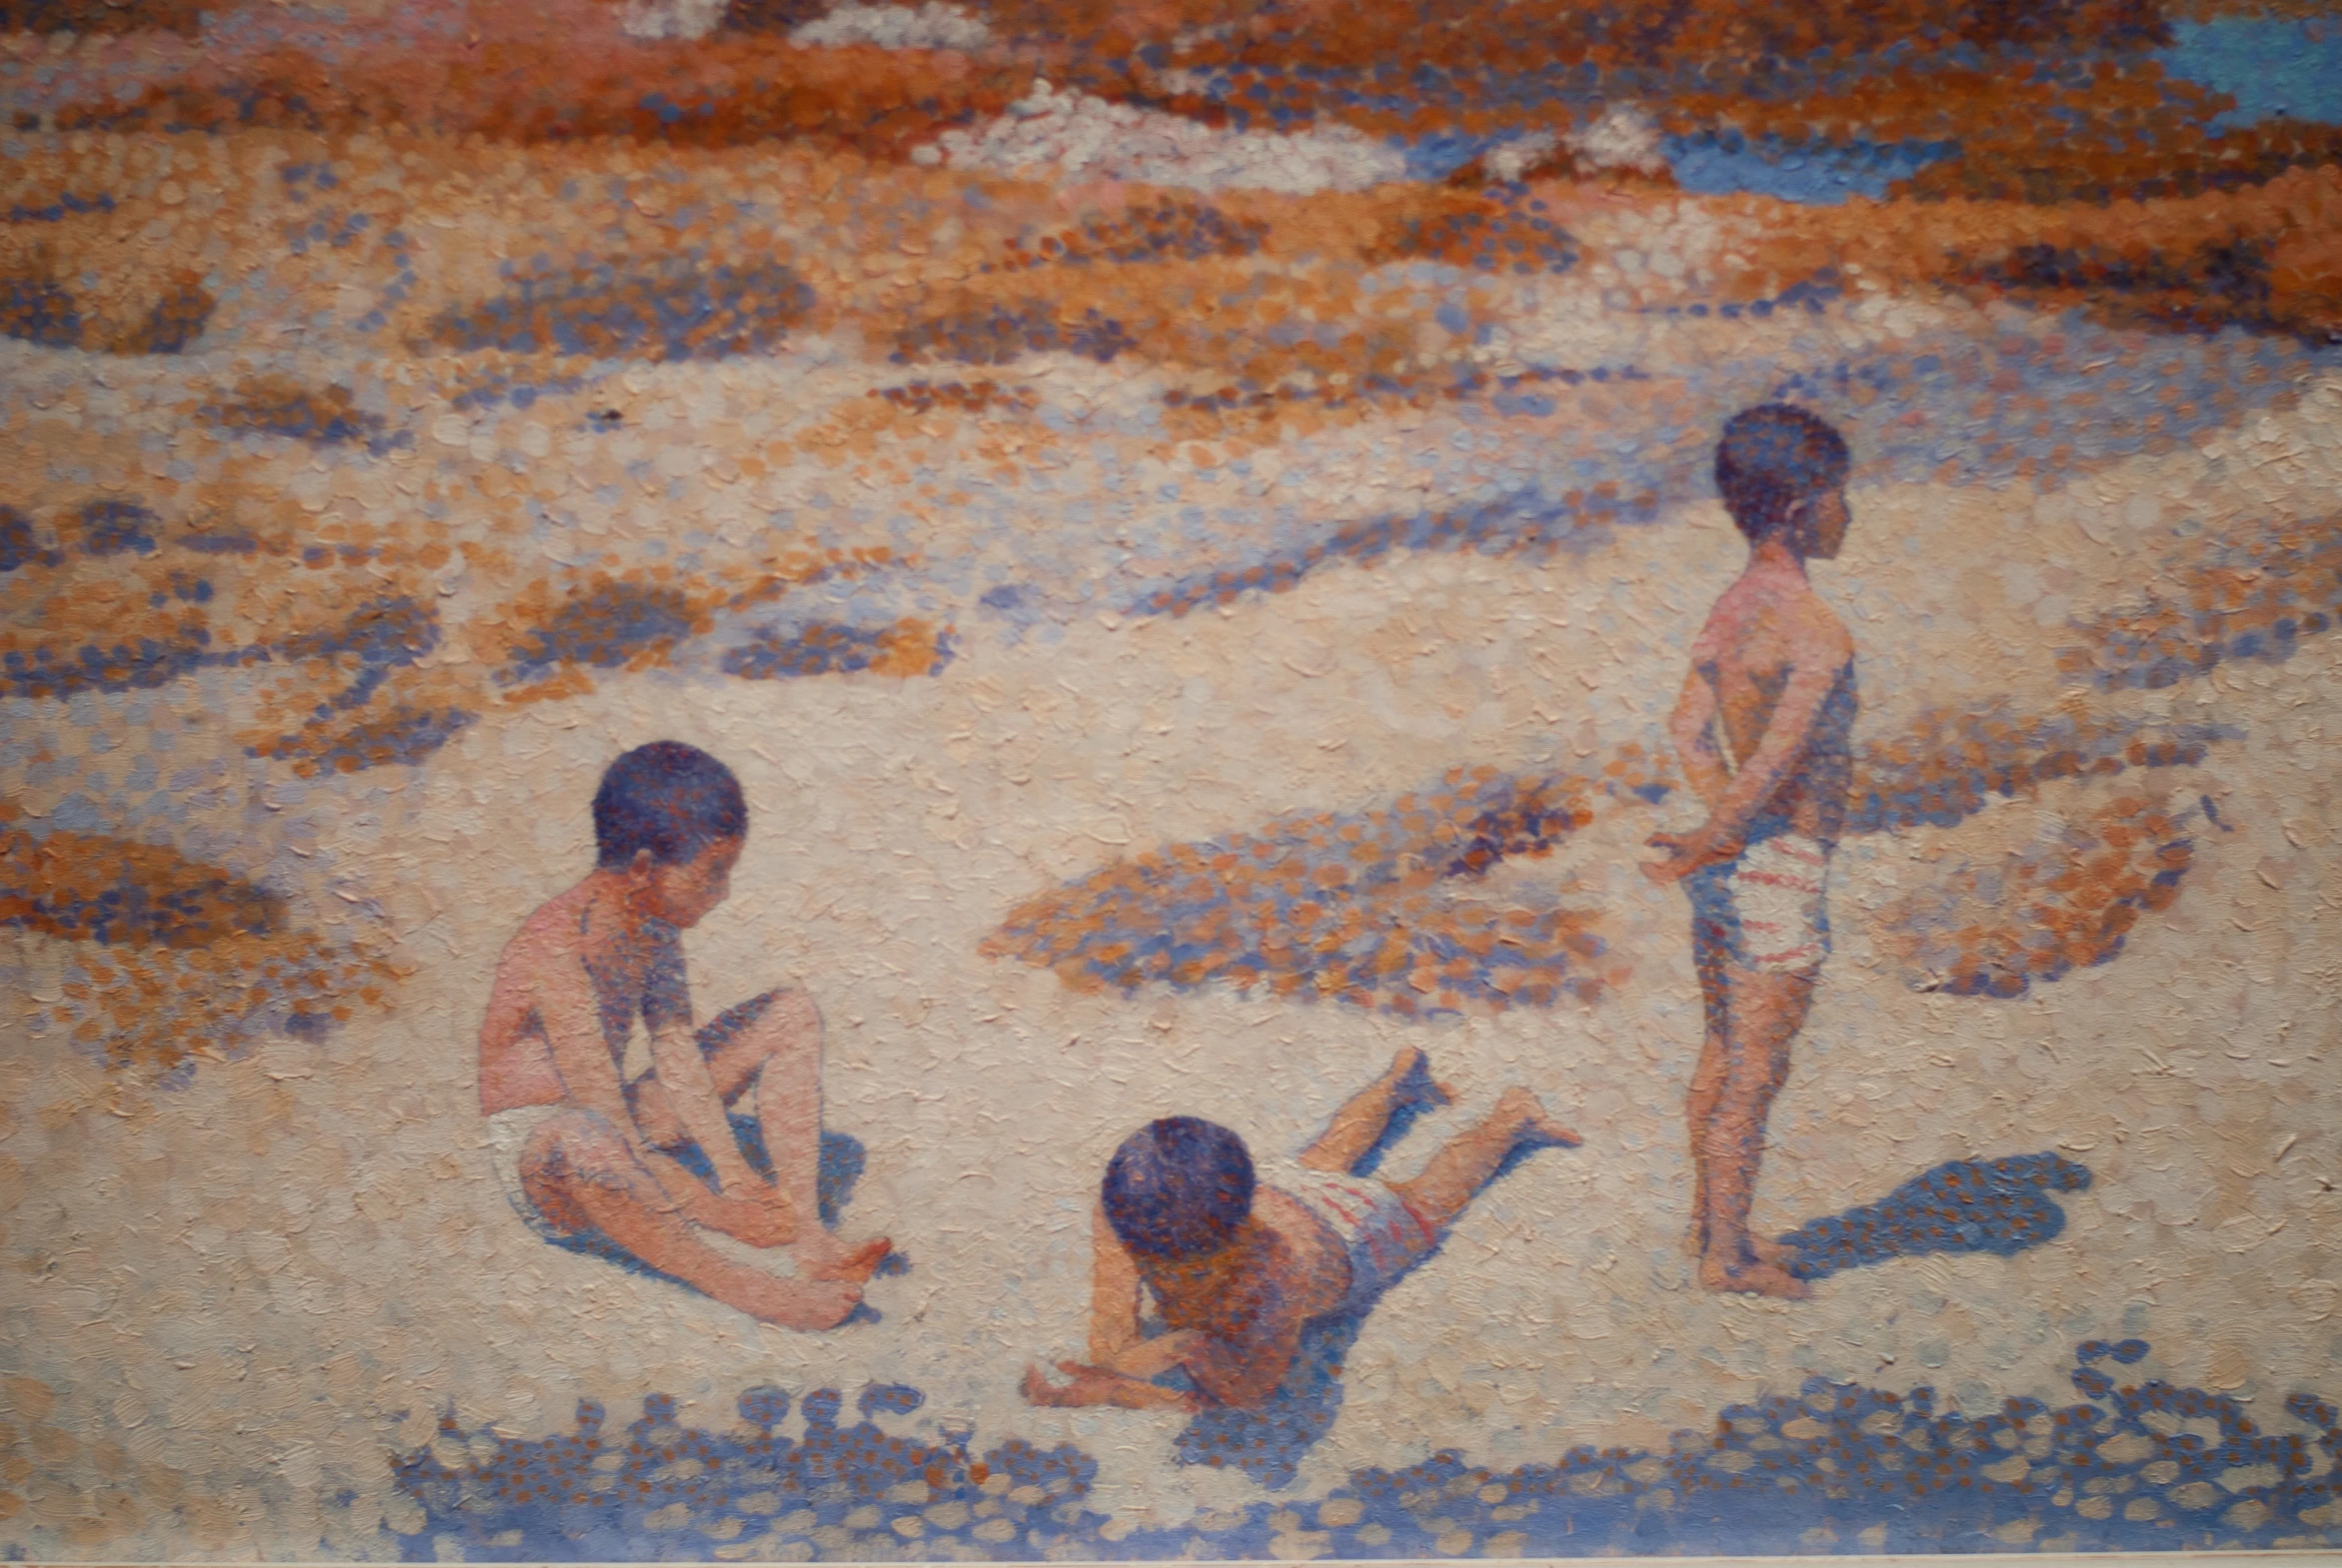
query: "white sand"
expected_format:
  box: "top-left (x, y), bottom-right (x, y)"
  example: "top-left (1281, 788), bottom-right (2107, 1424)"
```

top-left (1, 144), bottom-right (2339, 1558)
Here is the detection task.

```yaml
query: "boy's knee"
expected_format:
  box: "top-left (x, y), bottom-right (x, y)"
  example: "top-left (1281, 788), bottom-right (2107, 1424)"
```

top-left (742, 988), bottom-right (821, 1058)
top-left (764, 987), bottom-right (820, 1036)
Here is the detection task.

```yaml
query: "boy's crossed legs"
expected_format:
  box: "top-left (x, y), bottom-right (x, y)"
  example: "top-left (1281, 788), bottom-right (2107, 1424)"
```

top-left (517, 988), bottom-right (889, 1330)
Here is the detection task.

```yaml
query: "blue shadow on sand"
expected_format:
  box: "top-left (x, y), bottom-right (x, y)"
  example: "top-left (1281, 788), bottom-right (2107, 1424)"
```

top-left (545, 1122), bottom-right (909, 1301)
top-left (1777, 1151), bottom-right (2093, 1281)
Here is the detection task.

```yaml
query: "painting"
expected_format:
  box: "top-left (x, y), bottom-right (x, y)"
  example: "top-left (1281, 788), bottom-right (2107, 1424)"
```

top-left (2, 0), bottom-right (2340, 1555)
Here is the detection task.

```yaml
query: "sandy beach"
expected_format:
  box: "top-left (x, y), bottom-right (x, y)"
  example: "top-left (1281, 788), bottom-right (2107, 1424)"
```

top-left (2, 90), bottom-right (2340, 1557)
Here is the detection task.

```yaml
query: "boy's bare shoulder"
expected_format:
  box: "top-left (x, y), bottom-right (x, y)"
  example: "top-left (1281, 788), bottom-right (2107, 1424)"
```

top-left (494, 884), bottom-right (589, 981)
top-left (1788, 581), bottom-right (1856, 658)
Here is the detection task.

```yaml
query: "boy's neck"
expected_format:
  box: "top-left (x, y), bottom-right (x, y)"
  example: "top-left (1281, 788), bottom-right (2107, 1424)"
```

top-left (1747, 537), bottom-right (1810, 578)
top-left (578, 867), bottom-right (660, 938)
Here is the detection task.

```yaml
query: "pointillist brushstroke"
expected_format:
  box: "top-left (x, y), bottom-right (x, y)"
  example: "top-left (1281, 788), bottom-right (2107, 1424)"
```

top-left (1876, 794), bottom-right (2199, 998)
top-left (984, 758), bottom-right (1676, 1017)
top-left (0, 268), bottom-right (80, 348)
top-left (248, 706), bottom-right (481, 778)
top-left (1172, 1313), bottom-right (1364, 1489)
top-left (720, 618), bottom-right (957, 680)
top-left (2, 623), bottom-right (242, 701)
top-left (276, 595), bottom-right (443, 714)
top-left (1125, 486), bottom-right (1661, 620)
top-left (444, 365), bottom-right (595, 413)
top-left (499, 580), bottom-right (699, 684)
top-left (0, 262), bottom-right (213, 353)
top-left (391, 1389), bottom-right (1099, 1563)
top-left (870, 379), bottom-right (1040, 419)
top-left (76, 500), bottom-right (161, 557)
top-left (1846, 704), bottom-right (2230, 835)
top-left (1775, 1153), bottom-right (2093, 1279)
top-left (5, 191), bottom-right (117, 223)
top-left (430, 257), bottom-right (815, 362)
top-left (0, 505), bottom-right (62, 572)
top-left (985, 202), bottom-right (1270, 271)
top-left (116, 280), bottom-right (216, 354)
top-left (488, 553), bottom-right (899, 704)
top-left (1366, 192), bottom-right (1580, 273)
top-left (0, 0), bottom-right (200, 30)
top-left (0, 810), bottom-right (391, 1085)
top-left (0, 819), bottom-right (284, 948)
top-left (203, 375), bottom-right (398, 450)
top-left (893, 298), bottom-right (1139, 367)
top-left (388, 1343), bottom-right (2342, 1558)
top-left (2061, 510), bottom-right (2342, 690)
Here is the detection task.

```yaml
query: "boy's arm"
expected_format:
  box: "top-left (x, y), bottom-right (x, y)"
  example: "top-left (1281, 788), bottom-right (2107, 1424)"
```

top-left (1664, 666), bottom-right (1732, 809)
top-left (1021, 1361), bottom-right (1198, 1411)
top-left (522, 958), bottom-right (681, 1197)
top-left (1085, 1205), bottom-right (1146, 1364)
top-left (647, 1022), bottom-right (770, 1196)
top-left (1652, 605), bottom-right (1852, 879)
top-left (1168, 1306), bottom-right (1302, 1410)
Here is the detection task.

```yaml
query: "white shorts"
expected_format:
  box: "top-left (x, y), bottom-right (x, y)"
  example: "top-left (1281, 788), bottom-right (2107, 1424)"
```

top-left (1266, 1164), bottom-right (1438, 1312)
top-left (1688, 832), bottom-right (1832, 974)
top-left (485, 1105), bottom-right (570, 1239)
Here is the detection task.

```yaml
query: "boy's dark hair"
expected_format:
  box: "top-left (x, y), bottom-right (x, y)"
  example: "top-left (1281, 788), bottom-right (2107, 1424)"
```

top-left (1715, 404), bottom-right (1851, 545)
top-left (1102, 1117), bottom-right (1255, 1259)
top-left (592, 741), bottom-right (748, 869)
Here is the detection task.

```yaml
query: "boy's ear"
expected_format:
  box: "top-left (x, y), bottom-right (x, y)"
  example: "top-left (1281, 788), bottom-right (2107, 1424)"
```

top-left (626, 847), bottom-right (656, 880)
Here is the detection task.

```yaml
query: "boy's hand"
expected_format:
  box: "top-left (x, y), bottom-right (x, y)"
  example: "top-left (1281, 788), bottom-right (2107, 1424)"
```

top-left (688, 1183), bottom-right (799, 1248)
top-left (1642, 828), bottom-right (1739, 885)
top-left (1022, 1361), bottom-right (1197, 1411)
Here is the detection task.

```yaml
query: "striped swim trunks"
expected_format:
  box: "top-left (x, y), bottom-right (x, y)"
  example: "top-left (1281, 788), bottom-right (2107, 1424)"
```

top-left (1686, 832), bottom-right (1833, 974)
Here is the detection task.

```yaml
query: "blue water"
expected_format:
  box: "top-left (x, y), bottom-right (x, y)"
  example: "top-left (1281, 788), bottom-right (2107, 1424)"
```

top-left (1391, 127), bottom-right (1961, 202)
top-left (1663, 131), bottom-right (1961, 203)
top-left (2159, 15), bottom-right (2342, 128)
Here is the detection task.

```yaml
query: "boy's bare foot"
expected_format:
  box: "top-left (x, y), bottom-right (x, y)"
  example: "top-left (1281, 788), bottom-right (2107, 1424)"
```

top-left (1685, 1222), bottom-right (1797, 1266)
top-left (1381, 1046), bottom-right (1456, 1107)
top-left (803, 1234), bottom-right (893, 1283)
top-left (750, 1276), bottom-right (864, 1330)
top-left (1495, 1085), bottom-right (1581, 1149)
top-left (1699, 1250), bottom-right (1810, 1299)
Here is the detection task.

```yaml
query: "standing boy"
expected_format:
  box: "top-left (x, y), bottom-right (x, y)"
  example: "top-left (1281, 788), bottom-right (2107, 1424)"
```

top-left (477, 740), bottom-right (890, 1329)
top-left (1643, 404), bottom-right (1857, 1300)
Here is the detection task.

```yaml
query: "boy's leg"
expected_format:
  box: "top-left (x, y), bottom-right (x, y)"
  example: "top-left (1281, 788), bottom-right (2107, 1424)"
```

top-left (1297, 1047), bottom-right (1451, 1174)
top-left (1697, 962), bottom-right (1813, 1297)
top-left (698, 989), bottom-right (890, 1277)
top-left (1389, 1088), bottom-right (1579, 1233)
top-left (1682, 931), bottom-right (1731, 1257)
top-left (520, 1113), bottom-right (866, 1330)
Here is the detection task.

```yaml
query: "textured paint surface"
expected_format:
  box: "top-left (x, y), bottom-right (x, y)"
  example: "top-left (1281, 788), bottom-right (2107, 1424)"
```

top-left (1, 0), bottom-right (2341, 1557)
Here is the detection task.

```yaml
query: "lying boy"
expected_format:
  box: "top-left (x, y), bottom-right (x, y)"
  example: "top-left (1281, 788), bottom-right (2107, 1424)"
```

top-left (1642, 403), bottom-right (1858, 1299)
top-left (1024, 1049), bottom-right (1577, 1411)
top-left (477, 740), bottom-right (890, 1330)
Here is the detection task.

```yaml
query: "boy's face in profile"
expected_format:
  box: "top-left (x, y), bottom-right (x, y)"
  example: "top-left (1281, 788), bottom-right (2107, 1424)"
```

top-left (1796, 486), bottom-right (1851, 560)
top-left (629, 835), bottom-right (742, 929)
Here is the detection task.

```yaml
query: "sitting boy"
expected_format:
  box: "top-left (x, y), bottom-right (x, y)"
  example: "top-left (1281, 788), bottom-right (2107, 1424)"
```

top-left (1023, 1049), bottom-right (1578, 1411)
top-left (477, 740), bottom-right (889, 1330)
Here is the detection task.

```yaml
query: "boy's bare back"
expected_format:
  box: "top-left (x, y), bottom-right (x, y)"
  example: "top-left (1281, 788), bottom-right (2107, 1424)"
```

top-left (478, 882), bottom-right (621, 1118)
